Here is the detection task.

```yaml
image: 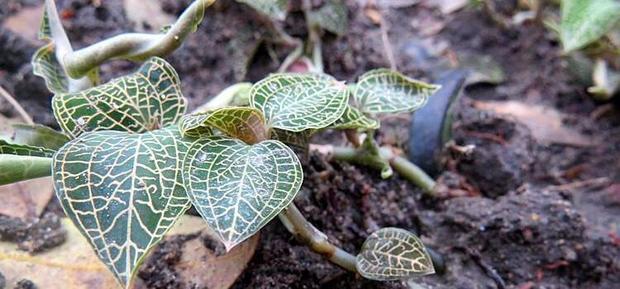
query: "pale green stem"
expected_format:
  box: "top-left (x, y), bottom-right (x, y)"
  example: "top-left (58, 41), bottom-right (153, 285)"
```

top-left (326, 145), bottom-right (436, 194)
top-left (0, 155), bottom-right (52, 185)
top-left (279, 203), bottom-right (358, 272)
top-left (45, 0), bottom-right (215, 79)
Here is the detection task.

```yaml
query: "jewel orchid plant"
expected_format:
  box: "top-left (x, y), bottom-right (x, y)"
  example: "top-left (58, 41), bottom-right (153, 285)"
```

top-left (0, 0), bottom-right (441, 288)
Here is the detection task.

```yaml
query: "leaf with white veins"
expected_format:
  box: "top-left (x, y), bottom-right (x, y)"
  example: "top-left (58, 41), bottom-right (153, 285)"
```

top-left (330, 106), bottom-right (379, 130)
top-left (356, 228), bottom-right (435, 281)
top-left (180, 107), bottom-right (267, 144)
top-left (52, 127), bottom-right (194, 286)
top-left (184, 136), bottom-right (302, 250)
top-left (353, 69), bottom-right (439, 114)
top-left (250, 73), bottom-right (348, 132)
top-left (52, 57), bottom-right (186, 138)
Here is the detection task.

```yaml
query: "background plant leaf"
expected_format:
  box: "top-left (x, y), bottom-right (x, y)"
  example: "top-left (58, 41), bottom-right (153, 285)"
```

top-left (184, 136), bottom-right (302, 250)
top-left (52, 57), bottom-right (186, 138)
top-left (330, 106), bottom-right (379, 130)
top-left (0, 155), bottom-right (52, 185)
top-left (356, 228), bottom-right (435, 281)
top-left (308, 0), bottom-right (348, 36)
top-left (270, 128), bottom-right (315, 152)
top-left (353, 69), bottom-right (439, 114)
top-left (560, 0), bottom-right (620, 52)
top-left (180, 107), bottom-right (267, 144)
top-left (250, 73), bottom-right (348, 132)
top-left (237, 0), bottom-right (289, 21)
top-left (52, 127), bottom-right (193, 286)
top-left (1, 123), bottom-right (70, 151)
top-left (32, 42), bottom-right (69, 94)
top-left (0, 140), bottom-right (55, 157)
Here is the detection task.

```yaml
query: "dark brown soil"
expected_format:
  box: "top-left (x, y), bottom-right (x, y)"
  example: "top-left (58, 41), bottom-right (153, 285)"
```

top-left (1, 1), bottom-right (619, 289)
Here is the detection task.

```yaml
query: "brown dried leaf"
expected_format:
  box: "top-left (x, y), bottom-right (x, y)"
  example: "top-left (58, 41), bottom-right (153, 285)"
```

top-left (473, 100), bottom-right (596, 147)
top-left (0, 177), bottom-right (54, 219)
top-left (0, 219), bottom-right (119, 289)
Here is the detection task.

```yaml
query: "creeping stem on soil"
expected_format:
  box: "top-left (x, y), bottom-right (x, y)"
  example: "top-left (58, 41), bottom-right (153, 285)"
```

top-left (45, 0), bottom-right (215, 79)
top-left (278, 203), bottom-right (358, 273)
top-left (312, 144), bottom-right (437, 194)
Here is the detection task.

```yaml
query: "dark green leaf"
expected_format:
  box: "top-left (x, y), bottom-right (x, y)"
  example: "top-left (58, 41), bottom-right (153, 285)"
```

top-left (184, 136), bottom-right (303, 250)
top-left (250, 73), bottom-right (348, 132)
top-left (52, 127), bottom-right (193, 286)
top-left (52, 57), bottom-right (186, 138)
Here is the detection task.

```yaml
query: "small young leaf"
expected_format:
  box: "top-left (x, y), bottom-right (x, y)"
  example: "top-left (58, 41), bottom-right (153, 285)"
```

top-left (250, 73), bottom-right (348, 132)
top-left (52, 127), bottom-right (193, 286)
top-left (330, 106), bottom-right (379, 130)
top-left (237, 0), bottom-right (289, 21)
top-left (356, 228), bottom-right (435, 281)
top-left (1, 124), bottom-right (70, 151)
top-left (180, 107), bottom-right (267, 144)
top-left (184, 136), bottom-right (303, 250)
top-left (53, 57), bottom-right (186, 138)
top-left (560, 0), bottom-right (620, 52)
top-left (353, 69), bottom-right (439, 114)
top-left (32, 42), bottom-right (69, 94)
top-left (308, 0), bottom-right (348, 36)
top-left (0, 155), bottom-right (52, 185)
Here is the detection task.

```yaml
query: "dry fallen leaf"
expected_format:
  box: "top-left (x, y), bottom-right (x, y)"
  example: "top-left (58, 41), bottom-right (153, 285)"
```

top-left (134, 215), bottom-right (259, 289)
top-left (473, 100), bottom-right (596, 147)
top-left (3, 4), bottom-right (44, 44)
top-left (0, 177), bottom-right (54, 219)
top-left (0, 219), bottom-right (119, 289)
top-left (124, 0), bottom-right (174, 32)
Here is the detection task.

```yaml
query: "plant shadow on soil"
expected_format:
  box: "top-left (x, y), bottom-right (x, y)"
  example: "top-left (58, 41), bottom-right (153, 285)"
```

top-left (0, 1), bottom-right (619, 289)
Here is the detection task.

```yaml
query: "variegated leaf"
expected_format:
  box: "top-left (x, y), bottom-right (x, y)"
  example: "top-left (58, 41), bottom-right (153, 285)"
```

top-left (52, 57), bottom-right (186, 138)
top-left (308, 0), bottom-right (348, 36)
top-left (0, 155), bottom-right (52, 185)
top-left (32, 42), bottom-right (69, 94)
top-left (353, 69), bottom-right (439, 114)
top-left (356, 228), bottom-right (435, 281)
top-left (180, 107), bottom-right (267, 144)
top-left (32, 3), bottom-right (94, 94)
top-left (250, 73), bottom-right (348, 132)
top-left (237, 0), bottom-right (289, 21)
top-left (184, 136), bottom-right (302, 250)
top-left (52, 127), bottom-right (193, 286)
top-left (330, 106), bottom-right (379, 130)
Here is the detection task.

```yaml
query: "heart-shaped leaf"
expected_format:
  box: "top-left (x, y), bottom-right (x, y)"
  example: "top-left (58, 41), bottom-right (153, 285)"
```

top-left (356, 228), bottom-right (435, 281)
top-left (353, 69), bottom-right (439, 114)
top-left (180, 107), bottom-right (267, 144)
top-left (0, 155), bottom-right (52, 185)
top-left (237, 0), bottom-right (289, 21)
top-left (560, 0), bottom-right (620, 52)
top-left (250, 73), bottom-right (348, 132)
top-left (184, 136), bottom-right (303, 250)
top-left (52, 127), bottom-right (193, 286)
top-left (308, 0), bottom-right (348, 36)
top-left (52, 57), bottom-right (186, 138)
top-left (330, 106), bottom-right (379, 130)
